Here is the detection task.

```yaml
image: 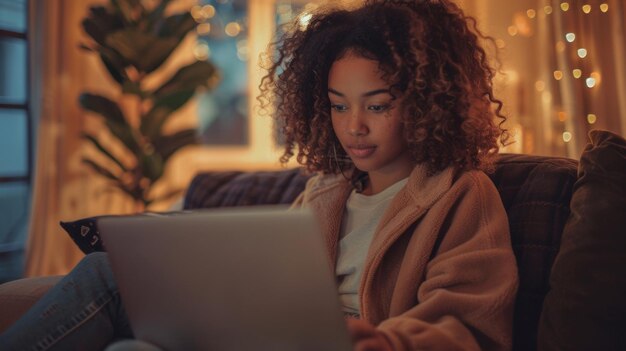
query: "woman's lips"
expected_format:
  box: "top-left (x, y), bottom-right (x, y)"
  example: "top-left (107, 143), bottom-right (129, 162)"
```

top-left (347, 145), bottom-right (376, 158)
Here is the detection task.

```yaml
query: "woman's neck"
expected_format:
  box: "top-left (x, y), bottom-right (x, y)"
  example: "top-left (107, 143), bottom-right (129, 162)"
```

top-left (361, 166), bottom-right (415, 195)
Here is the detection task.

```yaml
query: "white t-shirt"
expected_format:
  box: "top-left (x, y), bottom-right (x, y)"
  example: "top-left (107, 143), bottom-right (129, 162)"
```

top-left (336, 178), bottom-right (408, 316)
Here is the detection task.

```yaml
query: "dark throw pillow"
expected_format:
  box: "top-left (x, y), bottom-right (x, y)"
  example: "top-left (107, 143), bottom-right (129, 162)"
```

top-left (60, 212), bottom-right (186, 254)
top-left (60, 216), bottom-right (111, 254)
top-left (538, 130), bottom-right (626, 350)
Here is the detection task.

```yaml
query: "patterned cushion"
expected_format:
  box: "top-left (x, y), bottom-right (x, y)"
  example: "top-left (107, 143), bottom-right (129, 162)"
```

top-left (183, 153), bottom-right (578, 351)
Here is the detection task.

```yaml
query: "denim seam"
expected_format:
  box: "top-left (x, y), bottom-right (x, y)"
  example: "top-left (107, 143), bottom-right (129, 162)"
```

top-left (32, 293), bottom-right (114, 351)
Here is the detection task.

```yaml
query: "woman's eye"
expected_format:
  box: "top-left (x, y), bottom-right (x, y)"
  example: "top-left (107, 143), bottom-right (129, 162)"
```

top-left (368, 104), bottom-right (389, 113)
top-left (331, 104), bottom-right (348, 112)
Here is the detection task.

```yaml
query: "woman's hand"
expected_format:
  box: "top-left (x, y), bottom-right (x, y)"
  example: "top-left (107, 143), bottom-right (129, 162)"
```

top-left (346, 318), bottom-right (393, 351)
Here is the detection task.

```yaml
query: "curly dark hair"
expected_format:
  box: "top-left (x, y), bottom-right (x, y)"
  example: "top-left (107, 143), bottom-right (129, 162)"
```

top-left (259, 0), bottom-right (509, 175)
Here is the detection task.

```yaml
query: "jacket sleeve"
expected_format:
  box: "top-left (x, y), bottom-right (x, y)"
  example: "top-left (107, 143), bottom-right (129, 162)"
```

top-left (377, 173), bottom-right (519, 351)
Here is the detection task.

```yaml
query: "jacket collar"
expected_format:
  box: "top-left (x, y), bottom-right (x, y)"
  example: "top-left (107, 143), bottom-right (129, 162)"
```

top-left (304, 163), bottom-right (457, 268)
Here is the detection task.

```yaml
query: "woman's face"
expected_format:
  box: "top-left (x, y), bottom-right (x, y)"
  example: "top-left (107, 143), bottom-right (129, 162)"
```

top-left (328, 52), bottom-right (414, 189)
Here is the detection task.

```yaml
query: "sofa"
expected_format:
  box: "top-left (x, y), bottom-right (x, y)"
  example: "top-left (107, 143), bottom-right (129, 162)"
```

top-left (1, 130), bottom-right (624, 351)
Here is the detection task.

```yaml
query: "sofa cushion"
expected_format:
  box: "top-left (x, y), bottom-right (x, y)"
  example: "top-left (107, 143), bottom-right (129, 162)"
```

top-left (183, 168), bottom-right (310, 208)
top-left (489, 154), bottom-right (577, 351)
top-left (538, 130), bottom-right (626, 351)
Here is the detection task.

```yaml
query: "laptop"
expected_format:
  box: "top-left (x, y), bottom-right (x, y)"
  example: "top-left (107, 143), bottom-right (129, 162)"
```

top-left (98, 206), bottom-right (352, 351)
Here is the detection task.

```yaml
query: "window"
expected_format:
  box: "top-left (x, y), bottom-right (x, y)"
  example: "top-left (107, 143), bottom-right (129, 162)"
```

top-left (0, 0), bottom-right (30, 282)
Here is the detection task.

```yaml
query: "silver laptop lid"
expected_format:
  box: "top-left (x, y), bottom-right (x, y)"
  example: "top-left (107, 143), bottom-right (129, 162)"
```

top-left (99, 206), bottom-right (352, 351)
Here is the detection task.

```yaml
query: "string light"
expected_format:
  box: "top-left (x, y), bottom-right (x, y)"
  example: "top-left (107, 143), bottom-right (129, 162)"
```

top-left (201, 5), bottom-right (216, 19)
top-left (590, 72), bottom-right (602, 85)
top-left (527, 9), bottom-right (537, 18)
top-left (495, 39), bottom-right (506, 49)
top-left (582, 4), bottom-right (592, 14)
top-left (563, 132), bottom-right (572, 142)
top-left (586, 77), bottom-right (597, 88)
top-left (577, 48), bottom-right (588, 58)
top-left (535, 80), bottom-right (546, 91)
top-left (508, 25), bottom-right (519, 36)
top-left (572, 69), bottom-right (582, 78)
top-left (587, 114), bottom-right (597, 124)
top-left (556, 41), bottom-right (566, 52)
top-left (193, 42), bottom-right (210, 60)
top-left (196, 23), bottom-right (211, 35)
top-left (544, 6), bottom-right (553, 14)
top-left (225, 22), bottom-right (241, 37)
top-left (560, 2), bottom-right (570, 11)
top-left (558, 111), bottom-right (567, 121)
top-left (565, 33), bottom-right (576, 42)
top-left (553, 70), bottom-right (564, 80)
top-left (191, 5), bottom-right (204, 22)
top-left (600, 3), bottom-right (609, 13)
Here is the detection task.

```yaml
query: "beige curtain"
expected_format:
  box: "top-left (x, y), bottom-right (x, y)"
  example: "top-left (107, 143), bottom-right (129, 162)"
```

top-left (463, 0), bottom-right (626, 157)
top-left (26, 0), bottom-right (140, 277)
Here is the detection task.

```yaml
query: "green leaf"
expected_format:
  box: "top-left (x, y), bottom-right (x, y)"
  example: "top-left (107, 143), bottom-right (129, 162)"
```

top-left (153, 61), bottom-right (219, 99)
top-left (82, 133), bottom-right (128, 172)
top-left (100, 53), bottom-right (126, 84)
top-left (111, 0), bottom-right (143, 25)
top-left (82, 157), bottom-right (120, 182)
top-left (79, 93), bottom-right (126, 125)
top-left (121, 80), bottom-right (144, 96)
top-left (105, 30), bottom-right (180, 73)
top-left (140, 106), bottom-right (171, 140)
top-left (152, 129), bottom-right (198, 162)
top-left (82, 6), bottom-right (124, 46)
top-left (158, 13), bottom-right (195, 38)
top-left (79, 93), bottom-right (140, 154)
top-left (139, 152), bottom-right (164, 182)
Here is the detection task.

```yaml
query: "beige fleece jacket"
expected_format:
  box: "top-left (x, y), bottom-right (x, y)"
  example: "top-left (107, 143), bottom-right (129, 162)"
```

top-left (291, 164), bottom-right (518, 351)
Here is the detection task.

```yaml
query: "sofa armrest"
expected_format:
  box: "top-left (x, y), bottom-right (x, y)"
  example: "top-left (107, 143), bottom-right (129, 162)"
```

top-left (0, 275), bottom-right (63, 333)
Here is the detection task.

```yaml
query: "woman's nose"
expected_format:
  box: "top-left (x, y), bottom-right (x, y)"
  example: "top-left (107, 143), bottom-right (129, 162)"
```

top-left (347, 112), bottom-right (368, 136)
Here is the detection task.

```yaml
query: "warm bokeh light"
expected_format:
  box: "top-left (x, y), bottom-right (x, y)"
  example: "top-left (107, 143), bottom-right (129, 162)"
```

top-left (562, 132), bottom-right (572, 142)
top-left (191, 5), bottom-right (204, 22)
top-left (558, 111), bottom-right (567, 122)
top-left (590, 71), bottom-right (602, 85)
top-left (202, 5), bottom-right (216, 19)
top-left (508, 25), bottom-right (518, 36)
top-left (560, 2), bottom-right (570, 11)
top-left (193, 42), bottom-right (210, 60)
top-left (544, 6), bottom-right (553, 15)
top-left (565, 33), bottom-right (576, 42)
top-left (236, 39), bottom-right (249, 61)
top-left (582, 5), bottom-right (592, 14)
top-left (553, 70), bottom-right (563, 80)
top-left (586, 77), bottom-right (597, 88)
top-left (527, 9), bottom-right (537, 18)
top-left (535, 80), bottom-right (546, 91)
top-left (495, 39), bottom-right (506, 48)
top-left (587, 114), bottom-right (597, 124)
top-left (196, 23), bottom-right (211, 35)
top-left (572, 69), bottom-right (582, 78)
top-left (556, 41), bottom-right (566, 52)
top-left (600, 3), bottom-right (609, 12)
top-left (225, 22), bottom-right (241, 37)
top-left (577, 48), bottom-right (588, 58)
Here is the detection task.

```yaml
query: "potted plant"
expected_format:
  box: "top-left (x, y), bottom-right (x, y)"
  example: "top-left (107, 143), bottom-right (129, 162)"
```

top-left (79, 0), bottom-right (218, 210)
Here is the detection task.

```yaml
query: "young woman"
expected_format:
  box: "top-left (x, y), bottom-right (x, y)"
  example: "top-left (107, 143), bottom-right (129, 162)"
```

top-left (0, 0), bottom-right (518, 350)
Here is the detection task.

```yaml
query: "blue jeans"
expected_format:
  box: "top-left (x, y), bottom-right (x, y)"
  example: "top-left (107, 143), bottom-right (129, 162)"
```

top-left (0, 252), bottom-right (134, 350)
